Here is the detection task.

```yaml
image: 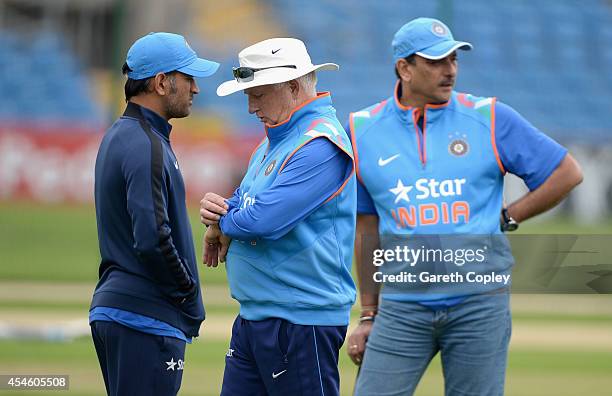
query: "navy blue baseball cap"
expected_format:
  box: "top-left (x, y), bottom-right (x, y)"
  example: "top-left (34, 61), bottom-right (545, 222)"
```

top-left (392, 18), bottom-right (472, 61)
top-left (126, 32), bottom-right (220, 80)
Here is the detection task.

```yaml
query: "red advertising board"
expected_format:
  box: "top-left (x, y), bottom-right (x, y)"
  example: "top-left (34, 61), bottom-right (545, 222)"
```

top-left (0, 128), bottom-right (258, 203)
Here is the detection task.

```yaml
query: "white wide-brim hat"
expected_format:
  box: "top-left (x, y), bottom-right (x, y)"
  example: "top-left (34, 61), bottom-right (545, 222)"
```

top-left (217, 37), bottom-right (339, 96)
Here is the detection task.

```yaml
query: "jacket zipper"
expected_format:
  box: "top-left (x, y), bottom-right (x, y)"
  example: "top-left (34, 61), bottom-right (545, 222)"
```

top-left (412, 108), bottom-right (427, 167)
top-left (253, 144), bottom-right (270, 178)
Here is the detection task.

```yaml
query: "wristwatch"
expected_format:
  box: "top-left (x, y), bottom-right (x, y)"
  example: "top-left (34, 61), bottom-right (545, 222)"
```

top-left (359, 308), bottom-right (377, 324)
top-left (500, 208), bottom-right (519, 232)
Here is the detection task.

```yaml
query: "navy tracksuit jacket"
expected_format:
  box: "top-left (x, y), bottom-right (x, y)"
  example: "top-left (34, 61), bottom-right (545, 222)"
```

top-left (90, 102), bottom-right (204, 338)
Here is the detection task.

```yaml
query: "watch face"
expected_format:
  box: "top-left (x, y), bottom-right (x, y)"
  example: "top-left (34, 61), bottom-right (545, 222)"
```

top-left (501, 208), bottom-right (518, 232)
top-left (504, 222), bottom-right (519, 232)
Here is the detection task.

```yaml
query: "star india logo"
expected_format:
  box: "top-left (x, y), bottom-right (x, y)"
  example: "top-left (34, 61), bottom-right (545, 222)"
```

top-left (389, 177), bottom-right (467, 204)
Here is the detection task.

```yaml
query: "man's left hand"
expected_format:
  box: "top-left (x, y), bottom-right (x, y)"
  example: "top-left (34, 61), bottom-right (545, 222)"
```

top-left (203, 224), bottom-right (231, 267)
top-left (347, 321), bottom-right (373, 365)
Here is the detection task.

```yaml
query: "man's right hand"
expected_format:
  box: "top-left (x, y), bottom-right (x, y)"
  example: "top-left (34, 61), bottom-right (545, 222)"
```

top-left (347, 321), bottom-right (374, 365)
top-left (200, 192), bottom-right (229, 225)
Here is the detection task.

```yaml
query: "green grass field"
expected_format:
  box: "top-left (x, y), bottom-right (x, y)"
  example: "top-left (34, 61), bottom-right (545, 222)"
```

top-left (1, 201), bottom-right (611, 395)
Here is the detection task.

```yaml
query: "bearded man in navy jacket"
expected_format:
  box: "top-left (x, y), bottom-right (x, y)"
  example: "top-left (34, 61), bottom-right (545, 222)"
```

top-left (89, 32), bottom-right (219, 396)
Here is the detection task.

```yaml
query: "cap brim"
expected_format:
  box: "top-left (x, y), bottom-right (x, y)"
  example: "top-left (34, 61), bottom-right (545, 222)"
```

top-left (216, 63), bottom-right (338, 97)
top-left (416, 41), bottom-right (473, 60)
top-left (178, 57), bottom-right (220, 78)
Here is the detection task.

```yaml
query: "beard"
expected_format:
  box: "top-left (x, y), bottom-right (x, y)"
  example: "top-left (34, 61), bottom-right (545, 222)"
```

top-left (164, 77), bottom-right (192, 119)
top-left (165, 94), bottom-right (191, 119)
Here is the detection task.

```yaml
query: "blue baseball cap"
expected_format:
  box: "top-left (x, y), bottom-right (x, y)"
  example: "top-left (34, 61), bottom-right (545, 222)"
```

top-left (126, 32), bottom-right (220, 80)
top-left (392, 18), bottom-right (472, 61)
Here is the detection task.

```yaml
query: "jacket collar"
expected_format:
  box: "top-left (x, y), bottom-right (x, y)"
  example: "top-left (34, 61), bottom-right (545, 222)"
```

top-left (391, 81), bottom-right (453, 124)
top-left (123, 102), bottom-right (173, 140)
top-left (265, 92), bottom-right (334, 143)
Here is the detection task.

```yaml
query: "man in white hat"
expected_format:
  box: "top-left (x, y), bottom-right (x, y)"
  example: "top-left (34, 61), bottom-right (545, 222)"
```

top-left (200, 38), bottom-right (357, 395)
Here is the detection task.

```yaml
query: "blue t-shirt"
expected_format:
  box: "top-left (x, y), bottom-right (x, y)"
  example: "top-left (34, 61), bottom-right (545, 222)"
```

top-left (352, 101), bottom-right (567, 310)
top-left (355, 101), bottom-right (568, 214)
top-left (89, 307), bottom-right (191, 343)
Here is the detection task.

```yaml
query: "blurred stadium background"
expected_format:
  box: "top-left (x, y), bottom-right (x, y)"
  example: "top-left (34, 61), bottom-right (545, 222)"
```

top-left (0, 0), bottom-right (611, 395)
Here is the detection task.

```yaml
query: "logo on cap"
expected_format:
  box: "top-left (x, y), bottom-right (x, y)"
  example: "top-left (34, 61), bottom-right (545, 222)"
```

top-left (431, 22), bottom-right (448, 37)
top-left (184, 39), bottom-right (193, 51)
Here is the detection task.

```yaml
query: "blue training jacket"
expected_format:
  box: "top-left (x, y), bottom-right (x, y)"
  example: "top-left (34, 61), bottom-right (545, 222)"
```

top-left (221, 93), bottom-right (357, 326)
top-left (90, 102), bottom-right (204, 338)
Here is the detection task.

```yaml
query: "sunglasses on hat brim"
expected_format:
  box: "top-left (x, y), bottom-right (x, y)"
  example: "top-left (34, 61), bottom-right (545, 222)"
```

top-left (232, 65), bottom-right (297, 82)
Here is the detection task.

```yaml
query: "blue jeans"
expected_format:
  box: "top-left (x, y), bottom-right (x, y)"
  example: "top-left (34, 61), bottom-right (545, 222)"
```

top-left (354, 292), bottom-right (511, 396)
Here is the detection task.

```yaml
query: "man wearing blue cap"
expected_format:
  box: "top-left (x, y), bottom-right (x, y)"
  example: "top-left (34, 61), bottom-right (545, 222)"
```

top-left (89, 32), bottom-right (219, 396)
top-left (346, 18), bottom-right (582, 395)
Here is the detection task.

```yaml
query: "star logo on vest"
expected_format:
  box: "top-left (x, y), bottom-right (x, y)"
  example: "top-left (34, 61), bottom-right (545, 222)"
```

top-left (265, 159), bottom-right (277, 176)
top-left (389, 179), bottom-right (413, 203)
top-left (448, 132), bottom-right (469, 157)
